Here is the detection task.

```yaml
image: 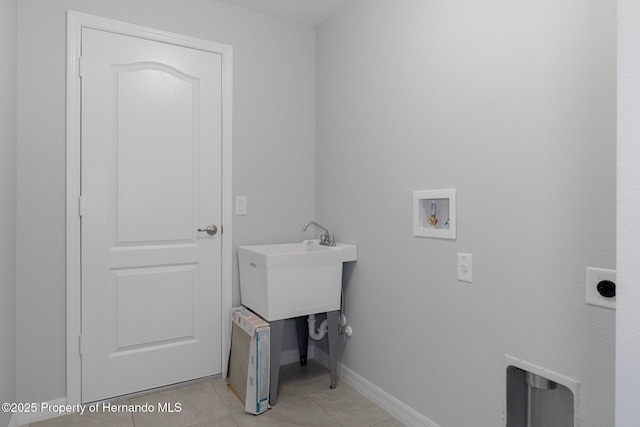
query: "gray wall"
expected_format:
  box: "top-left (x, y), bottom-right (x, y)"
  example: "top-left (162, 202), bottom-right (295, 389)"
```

top-left (0, 0), bottom-right (17, 425)
top-left (617, 0), bottom-right (640, 424)
top-left (16, 0), bottom-right (316, 403)
top-left (13, 1), bottom-right (625, 425)
top-left (316, 0), bottom-right (616, 426)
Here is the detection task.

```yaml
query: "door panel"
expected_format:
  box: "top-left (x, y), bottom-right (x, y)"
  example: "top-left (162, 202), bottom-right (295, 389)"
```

top-left (80, 27), bottom-right (222, 403)
top-left (114, 264), bottom-right (196, 349)
top-left (116, 65), bottom-right (197, 243)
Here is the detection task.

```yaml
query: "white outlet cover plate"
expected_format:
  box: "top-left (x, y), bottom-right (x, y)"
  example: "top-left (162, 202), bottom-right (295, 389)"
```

top-left (586, 267), bottom-right (616, 310)
top-left (457, 253), bottom-right (472, 283)
top-left (235, 196), bottom-right (247, 215)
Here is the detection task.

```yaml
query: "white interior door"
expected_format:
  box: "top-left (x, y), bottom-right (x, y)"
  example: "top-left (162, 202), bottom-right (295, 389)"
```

top-left (80, 27), bottom-right (223, 403)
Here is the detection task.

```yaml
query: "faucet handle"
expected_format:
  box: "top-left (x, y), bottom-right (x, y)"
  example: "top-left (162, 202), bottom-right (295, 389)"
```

top-left (319, 233), bottom-right (336, 246)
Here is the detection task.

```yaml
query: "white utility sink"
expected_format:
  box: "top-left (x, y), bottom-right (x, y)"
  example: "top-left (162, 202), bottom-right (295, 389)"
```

top-left (237, 240), bottom-right (357, 321)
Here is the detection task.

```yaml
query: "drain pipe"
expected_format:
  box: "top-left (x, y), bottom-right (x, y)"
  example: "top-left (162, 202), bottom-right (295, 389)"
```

top-left (308, 314), bottom-right (328, 340)
top-left (308, 314), bottom-right (351, 340)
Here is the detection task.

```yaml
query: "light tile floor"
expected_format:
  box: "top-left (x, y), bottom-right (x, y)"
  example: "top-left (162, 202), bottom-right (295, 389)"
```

top-left (29, 360), bottom-right (405, 427)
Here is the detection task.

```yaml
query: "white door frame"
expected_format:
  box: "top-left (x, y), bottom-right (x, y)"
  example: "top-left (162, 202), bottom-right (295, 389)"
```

top-left (65, 10), bottom-right (233, 405)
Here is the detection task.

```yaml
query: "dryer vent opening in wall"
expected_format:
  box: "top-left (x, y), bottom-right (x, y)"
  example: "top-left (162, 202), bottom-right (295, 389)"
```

top-left (504, 355), bottom-right (579, 427)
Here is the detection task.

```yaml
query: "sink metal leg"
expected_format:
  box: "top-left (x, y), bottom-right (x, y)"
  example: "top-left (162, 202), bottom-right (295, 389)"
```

top-left (326, 310), bottom-right (340, 389)
top-left (269, 319), bottom-right (285, 406)
top-left (295, 316), bottom-right (309, 366)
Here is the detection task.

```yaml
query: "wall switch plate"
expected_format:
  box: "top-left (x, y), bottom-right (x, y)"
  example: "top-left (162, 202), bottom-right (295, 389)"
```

top-left (235, 196), bottom-right (247, 215)
top-left (586, 267), bottom-right (616, 310)
top-left (458, 253), bottom-right (472, 282)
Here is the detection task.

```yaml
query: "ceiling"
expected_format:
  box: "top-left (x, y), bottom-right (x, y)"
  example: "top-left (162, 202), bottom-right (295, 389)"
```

top-left (216, 0), bottom-right (352, 27)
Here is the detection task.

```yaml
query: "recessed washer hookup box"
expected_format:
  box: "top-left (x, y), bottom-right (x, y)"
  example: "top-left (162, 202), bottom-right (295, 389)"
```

top-left (227, 306), bottom-right (270, 415)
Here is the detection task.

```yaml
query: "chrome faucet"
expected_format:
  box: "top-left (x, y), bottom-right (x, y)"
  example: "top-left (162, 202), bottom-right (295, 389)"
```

top-left (302, 221), bottom-right (336, 246)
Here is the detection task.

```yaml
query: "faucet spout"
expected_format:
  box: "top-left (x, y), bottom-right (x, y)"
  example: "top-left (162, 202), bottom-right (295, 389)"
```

top-left (302, 221), bottom-right (328, 234)
top-left (302, 221), bottom-right (336, 246)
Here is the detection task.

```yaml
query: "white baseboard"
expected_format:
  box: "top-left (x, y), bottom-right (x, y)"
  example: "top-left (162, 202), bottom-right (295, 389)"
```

top-left (279, 342), bottom-right (315, 366)
top-left (14, 398), bottom-right (68, 427)
top-left (279, 348), bottom-right (304, 366)
top-left (311, 345), bottom-right (329, 366)
top-left (313, 349), bottom-right (440, 427)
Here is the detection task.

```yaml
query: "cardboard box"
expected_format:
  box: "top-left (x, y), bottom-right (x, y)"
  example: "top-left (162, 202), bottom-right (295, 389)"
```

top-left (227, 306), bottom-right (270, 414)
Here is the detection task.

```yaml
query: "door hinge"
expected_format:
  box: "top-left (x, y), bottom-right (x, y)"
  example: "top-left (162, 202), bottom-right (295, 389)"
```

top-left (79, 334), bottom-right (83, 355)
top-left (79, 195), bottom-right (85, 217)
top-left (78, 56), bottom-right (84, 78)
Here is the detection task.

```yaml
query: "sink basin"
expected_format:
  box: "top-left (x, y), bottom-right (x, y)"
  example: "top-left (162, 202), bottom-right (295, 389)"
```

top-left (237, 240), bottom-right (357, 321)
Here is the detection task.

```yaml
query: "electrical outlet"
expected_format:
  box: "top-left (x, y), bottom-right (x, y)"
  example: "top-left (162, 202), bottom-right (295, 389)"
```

top-left (458, 253), bottom-right (472, 283)
top-left (586, 267), bottom-right (616, 310)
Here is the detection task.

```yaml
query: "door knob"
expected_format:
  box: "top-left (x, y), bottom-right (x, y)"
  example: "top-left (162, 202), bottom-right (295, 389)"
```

top-left (197, 225), bottom-right (218, 235)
